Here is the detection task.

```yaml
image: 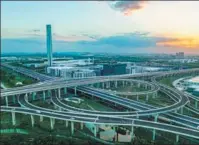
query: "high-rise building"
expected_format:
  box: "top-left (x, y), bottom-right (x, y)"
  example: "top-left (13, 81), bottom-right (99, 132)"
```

top-left (46, 24), bottom-right (53, 66)
top-left (176, 52), bottom-right (184, 59)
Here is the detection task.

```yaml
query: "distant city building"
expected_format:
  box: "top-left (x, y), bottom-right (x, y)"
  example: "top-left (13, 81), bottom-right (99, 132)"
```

top-left (47, 58), bottom-right (98, 79)
top-left (184, 76), bottom-right (199, 96)
top-left (24, 63), bottom-right (47, 68)
top-left (126, 63), bottom-right (168, 74)
top-left (102, 63), bottom-right (127, 76)
top-left (46, 24), bottom-right (53, 66)
top-left (176, 52), bottom-right (184, 59)
top-left (1, 57), bottom-right (19, 61)
top-left (169, 58), bottom-right (198, 63)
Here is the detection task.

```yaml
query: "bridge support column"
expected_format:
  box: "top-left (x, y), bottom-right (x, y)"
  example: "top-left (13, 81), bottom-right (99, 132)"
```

top-left (74, 87), bottom-right (77, 96)
top-left (30, 115), bottom-right (34, 127)
top-left (66, 121), bottom-right (68, 127)
top-left (131, 125), bottom-right (134, 141)
top-left (176, 134), bottom-right (179, 143)
top-left (25, 93), bottom-right (28, 101)
top-left (32, 92), bottom-right (36, 101)
top-left (154, 114), bottom-right (158, 122)
top-left (180, 107), bottom-right (183, 114)
top-left (145, 84), bottom-right (148, 90)
top-left (12, 95), bottom-right (16, 104)
top-left (152, 129), bottom-right (156, 141)
top-left (94, 125), bottom-right (97, 137)
top-left (71, 121), bottom-right (74, 135)
top-left (136, 94), bottom-right (139, 101)
top-left (58, 88), bottom-right (61, 98)
top-left (115, 81), bottom-right (117, 88)
top-left (195, 101), bottom-right (198, 109)
top-left (122, 81), bottom-right (125, 87)
top-left (43, 91), bottom-right (46, 101)
top-left (64, 88), bottom-right (67, 94)
top-left (11, 112), bottom-right (16, 126)
top-left (40, 116), bottom-right (43, 122)
top-left (137, 83), bottom-right (140, 88)
top-left (106, 82), bottom-right (109, 88)
top-left (102, 82), bottom-right (104, 89)
top-left (146, 94), bottom-right (149, 101)
top-left (48, 90), bottom-right (51, 97)
top-left (50, 118), bottom-right (55, 130)
top-left (80, 122), bottom-right (83, 130)
top-left (5, 96), bottom-right (8, 106)
top-left (153, 92), bottom-right (156, 98)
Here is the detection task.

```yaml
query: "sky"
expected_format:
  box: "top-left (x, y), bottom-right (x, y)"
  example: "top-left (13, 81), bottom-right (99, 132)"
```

top-left (1, 1), bottom-right (199, 54)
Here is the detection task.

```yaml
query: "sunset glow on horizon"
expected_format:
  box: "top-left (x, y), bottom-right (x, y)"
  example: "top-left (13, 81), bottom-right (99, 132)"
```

top-left (1, 1), bottom-right (199, 54)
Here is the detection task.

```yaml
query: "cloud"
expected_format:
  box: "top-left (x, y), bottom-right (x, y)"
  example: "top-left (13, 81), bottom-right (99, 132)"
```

top-left (109, 1), bottom-right (147, 15)
top-left (156, 37), bottom-right (199, 49)
top-left (53, 33), bottom-right (96, 42)
top-left (2, 32), bottom-right (199, 54)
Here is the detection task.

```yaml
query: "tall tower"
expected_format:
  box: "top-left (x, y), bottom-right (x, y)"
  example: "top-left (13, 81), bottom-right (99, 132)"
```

top-left (46, 24), bottom-right (53, 66)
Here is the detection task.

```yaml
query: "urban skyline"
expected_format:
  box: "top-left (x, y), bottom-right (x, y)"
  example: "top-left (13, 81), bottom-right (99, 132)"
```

top-left (1, 1), bottom-right (199, 54)
top-left (1, 2), bottom-right (199, 144)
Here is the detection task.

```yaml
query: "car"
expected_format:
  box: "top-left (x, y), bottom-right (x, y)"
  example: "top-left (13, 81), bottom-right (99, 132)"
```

top-left (36, 110), bottom-right (41, 113)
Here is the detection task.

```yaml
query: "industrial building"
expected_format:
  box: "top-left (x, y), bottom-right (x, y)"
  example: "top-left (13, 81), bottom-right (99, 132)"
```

top-left (126, 63), bottom-right (168, 74)
top-left (101, 63), bottom-right (127, 76)
top-left (176, 52), bottom-right (184, 59)
top-left (47, 58), bottom-right (102, 79)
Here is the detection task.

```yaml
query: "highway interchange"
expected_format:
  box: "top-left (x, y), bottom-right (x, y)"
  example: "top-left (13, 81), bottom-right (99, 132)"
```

top-left (1, 63), bottom-right (199, 143)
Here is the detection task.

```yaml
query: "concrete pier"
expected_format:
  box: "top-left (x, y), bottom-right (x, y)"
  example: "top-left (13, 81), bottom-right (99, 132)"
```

top-left (43, 91), bottom-right (46, 101)
top-left (71, 121), bottom-right (74, 135)
top-left (131, 125), bottom-right (134, 141)
top-left (50, 118), bottom-right (55, 130)
top-left (154, 114), bottom-right (158, 122)
top-left (11, 112), bottom-right (16, 126)
top-left (122, 81), bottom-right (125, 87)
top-left (64, 87), bottom-right (67, 94)
top-left (48, 90), bottom-right (51, 97)
top-left (58, 88), bottom-right (61, 98)
top-left (152, 129), bottom-right (156, 141)
top-left (136, 94), bottom-right (139, 101)
top-left (146, 94), bottom-right (149, 101)
top-left (40, 116), bottom-right (43, 122)
top-left (12, 95), bottom-right (16, 104)
top-left (102, 82), bottom-right (104, 89)
top-left (176, 134), bottom-right (179, 143)
top-left (25, 93), bottom-right (28, 101)
top-left (180, 107), bottom-right (183, 114)
top-left (5, 96), bottom-right (8, 106)
top-left (66, 121), bottom-right (68, 127)
top-left (74, 87), bottom-right (77, 96)
top-left (32, 92), bottom-right (36, 101)
top-left (115, 81), bottom-right (117, 88)
top-left (80, 122), bottom-right (83, 130)
top-left (31, 115), bottom-right (34, 127)
top-left (152, 114), bottom-right (158, 141)
top-left (94, 125), bottom-right (97, 137)
top-left (195, 101), bottom-right (198, 109)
